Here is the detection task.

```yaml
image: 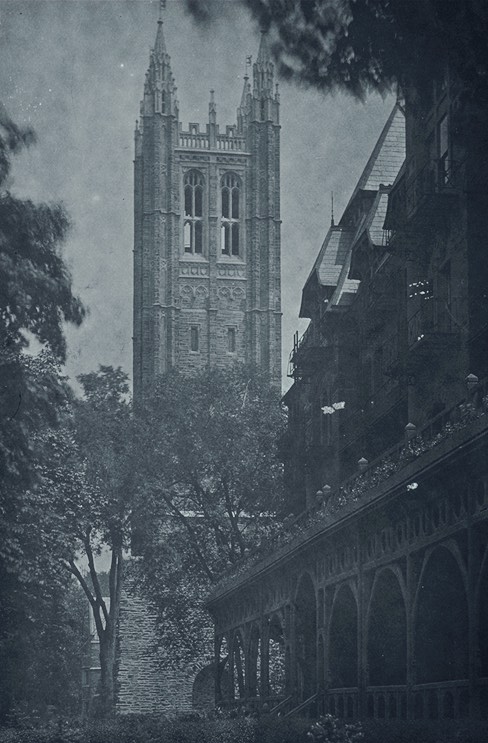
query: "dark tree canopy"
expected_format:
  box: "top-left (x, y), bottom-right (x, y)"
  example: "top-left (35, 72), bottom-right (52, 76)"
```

top-left (186, 0), bottom-right (488, 101)
top-left (0, 107), bottom-right (85, 721)
top-left (135, 366), bottom-right (286, 665)
top-left (0, 107), bottom-right (84, 361)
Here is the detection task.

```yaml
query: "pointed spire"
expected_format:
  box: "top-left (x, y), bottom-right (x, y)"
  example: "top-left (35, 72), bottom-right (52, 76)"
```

top-left (253, 29), bottom-right (274, 97)
top-left (331, 192), bottom-right (335, 227)
top-left (256, 29), bottom-right (272, 65)
top-left (240, 74), bottom-right (249, 108)
top-left (209, 89), bottom-right (217, 125)
top-left (154, 0), bottom-right (167, 57)
top-left (142, 0), bottom-right (177, 118)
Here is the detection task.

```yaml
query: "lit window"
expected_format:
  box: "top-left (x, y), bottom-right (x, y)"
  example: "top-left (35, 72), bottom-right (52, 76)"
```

top-left (183, 170), bottom-right (204, 255)
top-left (227, 327), bottom-right (236, 353)
top-left (221, 173), bottom-right (240, 257)
top-left (190, 326), bottom-right (199, 352)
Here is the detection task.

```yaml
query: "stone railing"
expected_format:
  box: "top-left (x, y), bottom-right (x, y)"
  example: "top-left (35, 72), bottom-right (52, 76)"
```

top-left (209, 378), bottom-right (488, 599)
top-left (178, 131), bottom-right (247, 151)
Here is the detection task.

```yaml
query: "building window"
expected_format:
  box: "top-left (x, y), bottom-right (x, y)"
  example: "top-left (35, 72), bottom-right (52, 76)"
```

top-left (221, 173), bottom-right (240, 257)
top-left (227, 327), bottom-right (236, 353)
top-left (190, 326), bottom-right (199, 352)
top-left (184, 170), bottom-right (204, 255)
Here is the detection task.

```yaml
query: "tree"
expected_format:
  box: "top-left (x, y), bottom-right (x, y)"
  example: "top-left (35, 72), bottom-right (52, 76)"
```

top-left (0, 103), bottom-right (84, 486)
top-left (0, 564), bottom-right (88, 722)
top-left (0, 106), bottom-right (84, 721)
top-left (134, 367), bottom-right (286, 666)
top-left (39, 366), bottom-right (137, 717)
top-left (187, 0), bottom-right (488, 102)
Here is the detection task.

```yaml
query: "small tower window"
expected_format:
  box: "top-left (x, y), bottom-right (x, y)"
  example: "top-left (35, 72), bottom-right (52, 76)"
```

top-left (190, 326), bottom-right (199, 352)
top-left (221, 173), bottom-right (241, 257)
top-left (227, 327), bottom-right (236, 353)
top-left (184, 170), bottom-right (204, 255)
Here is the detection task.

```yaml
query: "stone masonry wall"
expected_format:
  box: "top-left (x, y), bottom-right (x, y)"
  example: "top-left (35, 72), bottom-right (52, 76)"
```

top-left (117, 589), bottom-right (194, 715)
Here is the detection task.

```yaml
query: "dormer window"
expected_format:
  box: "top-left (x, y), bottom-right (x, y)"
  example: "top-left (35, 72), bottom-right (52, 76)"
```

top-left (184, 170), bottom-right (204, 255)
top-left (221, 173), bottom-right (240, 257)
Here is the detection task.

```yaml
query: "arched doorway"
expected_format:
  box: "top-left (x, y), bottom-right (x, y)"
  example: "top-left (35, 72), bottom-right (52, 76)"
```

top-left (329, 584), bottom-right (358, 689)
top-left (414, 546), bottom-right (468, 683)
top-left (367, 569), bottom-right (407, 685)
top-left (192, 663), bottom-right (216, 710)
top-left (268, 614), bottom-right (286, 698)
top-left (295, 573), bottom-right (317, 702)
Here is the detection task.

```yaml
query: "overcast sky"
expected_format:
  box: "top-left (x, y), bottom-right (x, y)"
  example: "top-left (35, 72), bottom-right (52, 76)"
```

top-left (0, 0), bottom-right (393, 392)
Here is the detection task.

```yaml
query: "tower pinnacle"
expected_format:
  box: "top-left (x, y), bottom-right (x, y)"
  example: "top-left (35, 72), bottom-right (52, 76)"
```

top-left (253, 30), bottom-right (274, 96)
top-left (154, 3), bottom-right (167, 56)
top-left (142, 0), bottom-right (177, 117)
top-left (158, 0), bottom-right (165, 24)
top-left (256, 29), bottom-right (271, 65)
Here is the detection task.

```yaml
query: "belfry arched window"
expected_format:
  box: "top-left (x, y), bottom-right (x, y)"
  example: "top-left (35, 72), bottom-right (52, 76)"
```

top-left (221, 173), bottom-right (240, 257)
top-left (184, 170), bottom-right (204, 255)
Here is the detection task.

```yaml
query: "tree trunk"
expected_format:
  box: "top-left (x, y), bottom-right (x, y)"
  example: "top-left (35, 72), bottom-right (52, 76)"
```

top-left (97, 623), bottom-right (117, 718)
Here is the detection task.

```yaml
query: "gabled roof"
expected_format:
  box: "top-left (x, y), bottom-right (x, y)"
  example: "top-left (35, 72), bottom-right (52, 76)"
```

top-left (299, 227), bottom-right (353, 317)
top-left (341, 102), bottom-right (405, 224)
top-left (304, 227), bottom-right (353, 288)
top-left (298, 102), bottom-right (405, 320)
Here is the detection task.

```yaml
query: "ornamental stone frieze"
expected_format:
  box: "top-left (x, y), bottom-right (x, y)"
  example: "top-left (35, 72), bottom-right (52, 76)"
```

top-left (179, 262), bottom-right (209, 277)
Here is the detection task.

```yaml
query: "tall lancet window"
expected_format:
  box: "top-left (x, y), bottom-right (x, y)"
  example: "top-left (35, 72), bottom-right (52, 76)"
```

top-left (184, 170), bottom-right (204, 255)
top-left (221, 173), bottom-right (240, 257)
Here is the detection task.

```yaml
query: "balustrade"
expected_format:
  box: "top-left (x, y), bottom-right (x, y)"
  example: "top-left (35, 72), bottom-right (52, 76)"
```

top-left (327, 688), bottom-right (358, 719)
top-left (412, 681), bottom-right (470, 720)
top-left (178, 132), bottom-right (247, 151)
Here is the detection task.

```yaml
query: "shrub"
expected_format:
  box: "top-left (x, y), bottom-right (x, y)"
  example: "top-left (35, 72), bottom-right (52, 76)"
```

top-left (307, 715), bottom-right (363, 743)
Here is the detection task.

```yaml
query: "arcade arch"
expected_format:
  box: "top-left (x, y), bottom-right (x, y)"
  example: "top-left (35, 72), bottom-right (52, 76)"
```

top-left (414, 545), bottom-right (468, 683)
top-left (295, 573), bottom-right (317, 701)
top-left (329, 583), bottom-right (358, 689)
top-left (367, 568), bottom-right (407, 685)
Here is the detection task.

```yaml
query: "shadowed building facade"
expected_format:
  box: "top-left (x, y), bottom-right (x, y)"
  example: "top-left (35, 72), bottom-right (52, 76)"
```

top-left (132, 14), bottom-right (281, 400)
top-left (207, 73), bottom-right (488, 723)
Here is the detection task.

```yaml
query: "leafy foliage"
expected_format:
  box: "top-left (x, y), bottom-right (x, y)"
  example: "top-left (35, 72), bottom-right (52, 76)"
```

top-left (0, 574), bottom-right (88, 724)
top-left (0, 106), bottom-right (85, 721)
top-left (53, 367), bottom-right (136, 716)
top-left (308, 715), bottom-right (363, 743)
top-left (134, 367), bottom-right (286, 666)
top-left (0, 106), bottom-right (84, 361)
top-left (186, 0), bottom-right (488, 101)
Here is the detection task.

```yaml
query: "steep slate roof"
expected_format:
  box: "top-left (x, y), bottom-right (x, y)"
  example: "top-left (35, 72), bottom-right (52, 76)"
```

top-left (365, 189), bottom-right (390, 247)
top-left (299, 103), bottom-right (405, 318)
top-left (316, 227), bottom-right (354, 287)
top-left (299, 228), bottom-right (354, 316)
top-left (343, 102), bottom-right (405, 212)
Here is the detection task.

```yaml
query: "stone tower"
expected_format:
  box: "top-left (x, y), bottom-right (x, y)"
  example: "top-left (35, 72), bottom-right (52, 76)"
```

top-left (133, 13), bottom-right (281, 399)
